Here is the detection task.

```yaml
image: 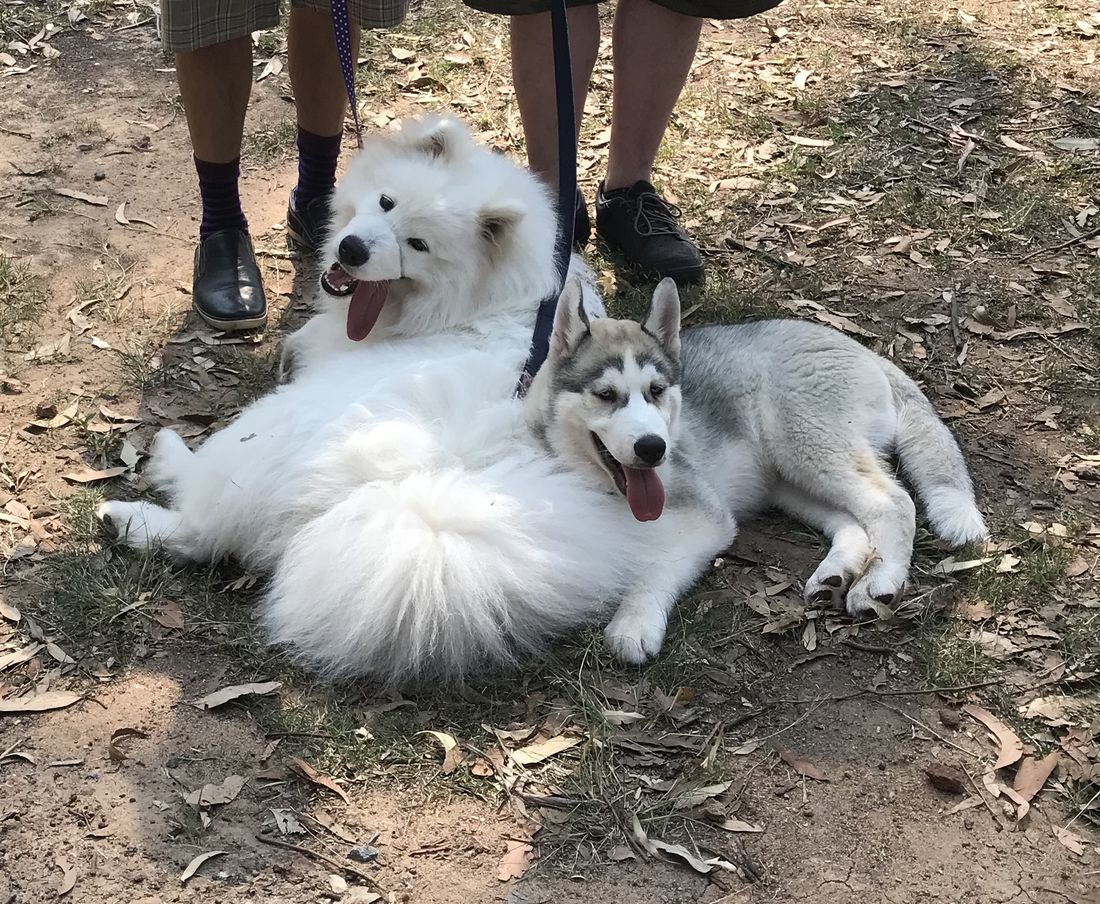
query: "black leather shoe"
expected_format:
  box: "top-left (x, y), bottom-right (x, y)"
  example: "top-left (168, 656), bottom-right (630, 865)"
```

top-left (595, 180), bottom-right (704, 285)
top-left (286, 191), bottom-right (331, 255)
top-left (192, 229), bottom-right (267, 331)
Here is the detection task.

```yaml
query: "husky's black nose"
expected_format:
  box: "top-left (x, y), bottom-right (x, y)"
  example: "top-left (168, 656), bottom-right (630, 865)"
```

top-left (634, 435), bottom-right (666, 466)
top-left (338, 236), bottom-right (370, 268)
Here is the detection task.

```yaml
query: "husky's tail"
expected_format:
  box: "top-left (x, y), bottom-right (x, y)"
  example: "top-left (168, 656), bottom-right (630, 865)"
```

top-left (878, 360), bottom-right (988, 546)
top-left (261, 457), bottom-right (627, 685)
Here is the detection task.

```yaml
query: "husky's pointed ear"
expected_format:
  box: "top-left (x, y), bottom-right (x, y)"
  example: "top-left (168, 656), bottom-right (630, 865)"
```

top-left (644, 277), bottom-right (682, 360)
top-left (479, 200), bottom-right (525, 247)
top-left (549, 278), bottom-right (590, 359)
top-left (402, 116), bottom-right (469, 160)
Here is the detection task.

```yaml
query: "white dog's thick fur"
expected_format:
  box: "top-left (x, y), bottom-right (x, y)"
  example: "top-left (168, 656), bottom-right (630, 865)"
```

top-left (97, 117), bottom-right (676, 684)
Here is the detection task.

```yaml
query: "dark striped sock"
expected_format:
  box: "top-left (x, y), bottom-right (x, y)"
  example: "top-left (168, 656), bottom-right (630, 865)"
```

top-left (294, 127), bottom-right (342, 207)
top-left (195, 156), bottom-right (248, 239)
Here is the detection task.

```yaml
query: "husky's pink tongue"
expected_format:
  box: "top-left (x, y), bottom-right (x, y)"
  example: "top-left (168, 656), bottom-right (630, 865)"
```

top-left (624, 467), bottom-right (665, 522)
top-left (346, 281), bottom-right (388, 341)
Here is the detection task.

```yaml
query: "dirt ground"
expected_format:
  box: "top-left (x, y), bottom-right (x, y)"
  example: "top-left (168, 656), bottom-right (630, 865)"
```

top-left (1, 0), bottom-right (1099, 902)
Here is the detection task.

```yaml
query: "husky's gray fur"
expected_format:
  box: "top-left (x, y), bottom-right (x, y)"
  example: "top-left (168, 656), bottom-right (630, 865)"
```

top-left (527, 278), bottom-right (988, 663)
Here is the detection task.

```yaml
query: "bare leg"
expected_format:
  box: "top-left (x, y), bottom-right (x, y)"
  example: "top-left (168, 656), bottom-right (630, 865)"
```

top-left (288, 5), bottom-right (361, 137)
top-left (604, 0), bottom-right (701, 190)
top-left (509, 6), bottom-right (601, 186)
top-left (175, 38), bottom-right (253, 163)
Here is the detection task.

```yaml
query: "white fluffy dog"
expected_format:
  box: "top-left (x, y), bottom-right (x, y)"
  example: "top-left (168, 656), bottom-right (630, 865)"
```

top-left (100, 116), bottom-right (672, 684)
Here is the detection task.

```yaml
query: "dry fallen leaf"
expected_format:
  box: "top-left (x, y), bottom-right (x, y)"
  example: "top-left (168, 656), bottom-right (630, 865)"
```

top-left (179, 850), bottom-right (226, 884)
top-left (55, 857), bottom-right (76, 897)
top-left (185, 774), bottom-right (247, 808)
top-left (0, 643), bottom-right (42, 672)
top-left (1052, 825), bottom-right (1086, 856)
top-left (674, 781), bottom-right (732, 810)
top-left (497, 838), bottom-right (533, 881)
top-left (189, 681), bottom-right (282, 710)
top-left (711, 818), bottom-right (764, 834)
top-left (962, 704), bottom-right (1024, 771)
top-left (53, 186), bottom-right (108, 206)
top-left (423, 730), bottom-right (464, 774)
top-left (1012, 752), bottom-right (1060, 803)
top-left (108, 727), bottom-right (148, 763)
top-left (777, 748), bottom-right (829, 782)
top-left (0, 690), bottom-right (82, 714)
top-left (0, 600), bottom-right (20, 622)
top-left (924, 763), bottom-right (968, 795)
top-left (650, 838), bottom-right (713, 874)
top-left (511, 734), bottom-right (581, 766)
top-left (608, 845), bottom-right (637, 861)
top-left (786, 134), bottom-right (834, 148)
top-left (289, 756), bottom-right (349, 805)
top-left (62, 466), bottom-right (129, 484)
top-left (153, 602), bottom-right (185, 631)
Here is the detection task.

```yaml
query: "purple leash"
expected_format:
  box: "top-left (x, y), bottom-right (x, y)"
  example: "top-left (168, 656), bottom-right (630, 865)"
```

top-left (330, 0), bottom-right (364, 148)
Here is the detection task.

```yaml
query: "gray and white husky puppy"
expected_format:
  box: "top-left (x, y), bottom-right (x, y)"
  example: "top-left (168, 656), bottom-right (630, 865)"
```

top-left (526, 278), bottom-right (988, 659)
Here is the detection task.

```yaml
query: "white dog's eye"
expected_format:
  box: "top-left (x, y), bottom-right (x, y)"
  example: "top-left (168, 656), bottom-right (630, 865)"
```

top-left (407, 238), bottom-right (429, 252)
top-left (379, 195), bottom-right (395, 212)
top-left (594, 388), bottom-right (618, 403)
top-left (650, 384), bottom-right (666, 399)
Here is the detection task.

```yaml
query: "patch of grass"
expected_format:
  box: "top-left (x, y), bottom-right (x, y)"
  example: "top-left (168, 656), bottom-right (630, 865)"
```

top-left (243, 120), bottom-right (297, 164)
top-left (0, 253), bottom-right (45, 340)
top-left (967, 539), bottom-right (1070, 611)
top-left (920, 622), bottom-right (989, 688)
top-left (74, 261), bottom-right (132, 324)
top-left (111, 341), bottom-right (186, 394)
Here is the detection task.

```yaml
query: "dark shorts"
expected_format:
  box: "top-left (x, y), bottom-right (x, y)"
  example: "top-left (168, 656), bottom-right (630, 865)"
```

top-left (462, 0), bottom-right (782, 18)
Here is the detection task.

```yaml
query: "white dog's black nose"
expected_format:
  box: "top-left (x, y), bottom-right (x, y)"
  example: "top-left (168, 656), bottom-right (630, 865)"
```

top-left (338, 236), bottom-right (370, 268)
top-left (634, 435), bottom-right (666, 466)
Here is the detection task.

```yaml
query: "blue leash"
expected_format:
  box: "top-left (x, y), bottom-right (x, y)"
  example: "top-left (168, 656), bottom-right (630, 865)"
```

top-left (518, 0), bottom-right (576, 394)
top-left (329, 0), bottom-right (576, 391)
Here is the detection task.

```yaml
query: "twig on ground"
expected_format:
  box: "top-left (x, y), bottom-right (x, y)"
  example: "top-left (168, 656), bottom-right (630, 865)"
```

top-left (840, 639), bottom-right (901, 656)
top-left (1020, 226), bottom-right (1100, 263)
top-left (875, 702), bottom-right (981, 759)
top-left (254, 834), bottom-right (383, 887)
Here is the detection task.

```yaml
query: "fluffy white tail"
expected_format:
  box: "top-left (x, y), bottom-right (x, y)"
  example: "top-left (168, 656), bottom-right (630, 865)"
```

top-left (261, 458), bottom-right (631, 685)
top-left (879, 361), bottom-right (988, 545)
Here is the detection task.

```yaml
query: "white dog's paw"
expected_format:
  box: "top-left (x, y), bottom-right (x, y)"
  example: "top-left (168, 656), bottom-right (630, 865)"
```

top-left (803, 569), bottom-right (850, 609)
top-left (604, 604), bottom-right (667, 666)
top-left (845, 566), bottom-right (908, 619)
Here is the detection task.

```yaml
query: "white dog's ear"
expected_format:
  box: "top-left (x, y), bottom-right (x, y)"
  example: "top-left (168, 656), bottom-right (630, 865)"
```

top-left (402, 116), bottom-right (469, 160)
top-left (479, 200), bottom-right (525, 247)
top-left (644, 277), bottom-right (682, 360)
top-left (549, 278), bottom-right (590, 359)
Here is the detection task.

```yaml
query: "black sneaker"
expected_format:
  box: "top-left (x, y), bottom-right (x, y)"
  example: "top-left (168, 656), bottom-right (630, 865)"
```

top-left (574, 188), bottom-right (590, 248)
top-left (286, 190), bottom-right (332, 254)
top-left (192, 229), bottom-right (267, 331)
top-left (595, 180), bottom-right (704, 285)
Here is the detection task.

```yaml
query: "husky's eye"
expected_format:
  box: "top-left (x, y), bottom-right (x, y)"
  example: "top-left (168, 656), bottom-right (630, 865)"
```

top-left (650, 384), bottom-right (666, 399)
top-left (594, 388), bottom-right (618, 403)
top-left (407, 238), bottom-right (429, 252)
top-left (379, 195), bottom-right (395, 212)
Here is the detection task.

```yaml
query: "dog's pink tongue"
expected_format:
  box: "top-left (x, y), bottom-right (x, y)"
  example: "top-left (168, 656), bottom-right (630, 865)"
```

top-left (624, 467), bottom-right (665, 522)
top-left (346, 281), bottom-right (388, 341)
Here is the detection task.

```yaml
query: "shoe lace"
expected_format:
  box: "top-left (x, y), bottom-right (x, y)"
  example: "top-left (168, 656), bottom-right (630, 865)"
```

top-left (631, 190), bottom-right (684, 237)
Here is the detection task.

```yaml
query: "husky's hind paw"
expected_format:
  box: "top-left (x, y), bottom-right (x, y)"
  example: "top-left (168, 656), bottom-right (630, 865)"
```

top-left (803, 571), bottom-right (849, 609)
top-left (845, 570), bottom-right (907, 619)
top-left (604, 600), bottom-right (667, 666)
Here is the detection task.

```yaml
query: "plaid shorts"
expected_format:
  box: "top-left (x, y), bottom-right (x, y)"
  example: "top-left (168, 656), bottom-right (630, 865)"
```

top-left (462, 0), bottom-right (782, 17)
top-left (161, 0), bottom-right (408, 52)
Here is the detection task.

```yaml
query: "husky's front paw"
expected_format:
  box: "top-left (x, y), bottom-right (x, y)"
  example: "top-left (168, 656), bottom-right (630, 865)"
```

top-left (604, 602), bottom-right (667, 666)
